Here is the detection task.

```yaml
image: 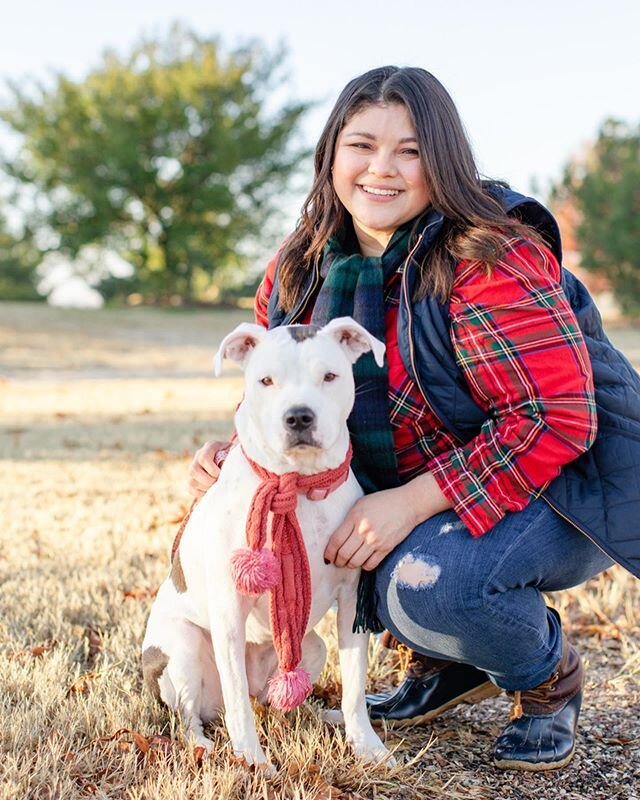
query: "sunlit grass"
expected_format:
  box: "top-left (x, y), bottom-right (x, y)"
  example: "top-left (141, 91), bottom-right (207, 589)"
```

top-left (1, 303), bottom-right (637, 799)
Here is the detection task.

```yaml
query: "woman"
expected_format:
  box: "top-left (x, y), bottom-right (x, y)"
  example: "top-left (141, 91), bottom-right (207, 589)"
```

top-left (189, 66), bottom-right (640, 771)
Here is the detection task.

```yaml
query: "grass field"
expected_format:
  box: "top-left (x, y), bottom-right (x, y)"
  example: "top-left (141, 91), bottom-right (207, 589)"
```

top-left (0, 301), bottom-right (638, 800)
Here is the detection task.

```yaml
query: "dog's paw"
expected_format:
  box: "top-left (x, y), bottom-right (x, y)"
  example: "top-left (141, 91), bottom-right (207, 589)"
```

top-left (349, 732), bottom-right (396, 768)
top-left (356, 744), bottom-right (396, 768)
top-left (191, 735), bottom-right (214, 755)
top-left (254, 760), bottom-right (277, 778)
top-left (231, 746), bottom-right (275, 777)
top-left (233, 756), bottom-right (276, 778)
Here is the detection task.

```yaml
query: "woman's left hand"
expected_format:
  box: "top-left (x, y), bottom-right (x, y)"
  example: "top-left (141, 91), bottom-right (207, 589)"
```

top-left (323, 472), bottom-right (452, 571)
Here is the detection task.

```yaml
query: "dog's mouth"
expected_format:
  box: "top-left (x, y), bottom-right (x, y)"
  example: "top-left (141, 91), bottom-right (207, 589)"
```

top-left (285, 432), bottom-right (321, 451)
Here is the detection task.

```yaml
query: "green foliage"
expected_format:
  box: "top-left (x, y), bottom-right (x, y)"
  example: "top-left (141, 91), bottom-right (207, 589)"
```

top-left (0, 211), bottom-right (40, 300)
top-left (554, 119), bottom-right (640, 317)
top-left (0, 25), bottom-right (311, 302)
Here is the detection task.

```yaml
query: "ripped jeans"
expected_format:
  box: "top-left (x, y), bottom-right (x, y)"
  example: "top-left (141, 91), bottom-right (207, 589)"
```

top-left (374, 498), bottom-right (613, 691)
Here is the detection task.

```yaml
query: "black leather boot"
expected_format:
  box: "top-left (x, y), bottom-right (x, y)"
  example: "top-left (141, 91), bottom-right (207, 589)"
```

top-left (367, 645), bottom-right (500, 727)
top-left (494, 636), bottom-right (584, 771)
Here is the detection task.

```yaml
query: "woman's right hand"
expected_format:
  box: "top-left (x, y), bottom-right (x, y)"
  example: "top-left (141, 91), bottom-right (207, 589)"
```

top-left (188, 440), bottom-right (231, 499)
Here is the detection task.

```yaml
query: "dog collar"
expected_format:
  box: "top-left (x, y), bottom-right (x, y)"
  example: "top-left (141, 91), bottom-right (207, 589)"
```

top-left (239, 445), bottom-right (352, 502)
top-left (304, 464), bottom-right (350, 500)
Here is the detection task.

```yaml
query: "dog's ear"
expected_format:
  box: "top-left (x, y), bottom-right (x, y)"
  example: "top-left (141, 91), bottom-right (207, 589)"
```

top-left (321, 317), bottom-right (386, 367)
top-left (213, 323), bottom-right (268, 374)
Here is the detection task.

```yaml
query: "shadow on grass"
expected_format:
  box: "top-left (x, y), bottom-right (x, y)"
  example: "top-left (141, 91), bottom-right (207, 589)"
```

top-left (1, 412), bottom-right (235, 462)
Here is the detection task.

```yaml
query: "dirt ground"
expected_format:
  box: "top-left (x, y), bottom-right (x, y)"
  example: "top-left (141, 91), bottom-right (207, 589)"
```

top-left (0, 301), bottom-right (638, 800)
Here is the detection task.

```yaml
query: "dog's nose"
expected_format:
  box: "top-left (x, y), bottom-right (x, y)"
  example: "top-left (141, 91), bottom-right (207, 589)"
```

top-left (283, 406), bottom-right (316, 432)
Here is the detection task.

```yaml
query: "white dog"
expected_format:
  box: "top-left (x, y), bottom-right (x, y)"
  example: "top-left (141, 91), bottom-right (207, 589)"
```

top-left (142, 317), bottom-right (393, 771)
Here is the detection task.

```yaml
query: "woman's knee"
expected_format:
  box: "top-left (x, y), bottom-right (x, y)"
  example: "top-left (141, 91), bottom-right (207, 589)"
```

top-left (374, 540), bottom-right (483, 646)
top-left (374, 557), bottom-right (483, 660)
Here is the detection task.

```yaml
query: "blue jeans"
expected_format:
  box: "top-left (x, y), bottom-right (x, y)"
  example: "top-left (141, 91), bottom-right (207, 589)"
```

top-left (374, 498), bottom-right (613, 691)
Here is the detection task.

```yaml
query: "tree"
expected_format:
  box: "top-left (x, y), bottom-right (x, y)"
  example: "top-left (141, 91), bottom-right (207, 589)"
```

top-left (0, 26), bottom-right (310, 302)
top-left (552, 119), bottom-right (640, 317)
top-left (0, 208), bottom-right (39, 300)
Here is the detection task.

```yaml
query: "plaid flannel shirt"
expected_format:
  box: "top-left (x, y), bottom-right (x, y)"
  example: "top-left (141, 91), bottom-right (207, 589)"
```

top-left (254, 238), bottom-right (597, 537)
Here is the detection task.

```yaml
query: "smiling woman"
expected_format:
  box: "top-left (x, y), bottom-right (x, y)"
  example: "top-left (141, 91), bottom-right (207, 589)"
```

top-left (331, 104), bottom-right (431, 256)
top-left (189, 65), bottom-right (640, 774)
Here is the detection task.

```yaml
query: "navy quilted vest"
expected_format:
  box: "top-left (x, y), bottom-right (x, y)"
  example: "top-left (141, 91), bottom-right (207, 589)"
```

top-left (267, 189), bottom-right (640, 578)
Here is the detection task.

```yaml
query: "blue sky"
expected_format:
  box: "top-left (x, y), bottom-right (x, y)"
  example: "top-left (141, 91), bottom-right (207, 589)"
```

top-left (2, 0), bottom-right (638, 213)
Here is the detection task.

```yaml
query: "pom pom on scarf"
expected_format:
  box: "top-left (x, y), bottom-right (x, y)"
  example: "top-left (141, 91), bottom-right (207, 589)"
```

top-left (230, 548), bottom-right (279, 596)
top-left (267, 667), bottom-right (312, 711)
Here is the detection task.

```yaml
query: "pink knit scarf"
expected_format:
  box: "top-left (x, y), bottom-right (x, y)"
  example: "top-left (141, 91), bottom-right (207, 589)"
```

top-left (230, 444), bottom-right (353, 711)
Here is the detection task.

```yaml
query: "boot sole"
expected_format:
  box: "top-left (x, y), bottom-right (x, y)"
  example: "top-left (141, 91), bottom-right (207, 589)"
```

top-left (493, 745), bottom-right (575, 772)
top-left (373, 680), bottom-right (501, 728)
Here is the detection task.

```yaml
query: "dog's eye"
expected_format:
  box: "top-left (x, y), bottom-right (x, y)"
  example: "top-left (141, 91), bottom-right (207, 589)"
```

top-left (259, 376), bottom-right (273, 386)
top-left (323, 372), bottom-right (337, 383)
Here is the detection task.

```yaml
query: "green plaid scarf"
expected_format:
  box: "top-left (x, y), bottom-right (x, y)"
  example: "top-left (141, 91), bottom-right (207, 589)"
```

top-left (310, 221), bottom-right (414, 632)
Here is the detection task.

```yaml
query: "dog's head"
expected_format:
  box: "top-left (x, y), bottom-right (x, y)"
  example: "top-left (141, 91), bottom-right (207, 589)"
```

top-left (214, 317), bottom-right (385, 472)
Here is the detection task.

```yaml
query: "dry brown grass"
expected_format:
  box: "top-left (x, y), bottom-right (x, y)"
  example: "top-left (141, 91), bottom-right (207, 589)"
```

top-left (1, 301), bottom-right (638, 800)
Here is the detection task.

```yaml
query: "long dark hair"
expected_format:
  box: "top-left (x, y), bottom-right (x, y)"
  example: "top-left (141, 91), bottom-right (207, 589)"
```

top-left (277, 66), bottom-right (540, 310)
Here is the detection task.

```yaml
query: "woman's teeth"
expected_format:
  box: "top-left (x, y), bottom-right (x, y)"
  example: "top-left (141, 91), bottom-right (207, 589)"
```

top-left (361, 186), bottom-right (400, 196)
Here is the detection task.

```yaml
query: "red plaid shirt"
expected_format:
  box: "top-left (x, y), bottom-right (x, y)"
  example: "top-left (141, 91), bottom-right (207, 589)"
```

top-left (254, 238), bottom-right (597, 537)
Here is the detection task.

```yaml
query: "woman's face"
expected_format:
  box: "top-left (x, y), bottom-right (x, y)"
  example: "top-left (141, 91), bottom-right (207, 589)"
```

top-left (332, 103), bottom-right (430, 256)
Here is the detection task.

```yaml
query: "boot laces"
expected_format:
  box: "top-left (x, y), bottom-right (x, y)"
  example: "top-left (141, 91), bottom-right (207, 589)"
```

top-left (509, 670), bottom-right (559, 721)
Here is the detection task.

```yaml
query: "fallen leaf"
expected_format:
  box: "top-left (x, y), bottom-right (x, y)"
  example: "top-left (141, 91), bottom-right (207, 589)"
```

top-left (8, 641), bottom-right (56, 660)
top-left (253, 700), bottom-right (269, 720)
top-left (67, 672), bottom-right (98, 696)
top-left (312, 681), bottom-right (342, 708)
top-left (193, 746), bottom-right (206, 766)
top-left (168, 506), bottom-right (190, 524)
top-left (602, 736), bottom-right (636, 745)
top-left (85, 627), bottom-right (103, 662)
top-left (123, 587), bottom-right (157, 600)
top-left (78, 727), bottom-right (132, 752)
top-left (151, 734), bottom-right (173, 747)
top-left (311, 777), bottom-right (344, 800)
top-left (78, 727), bottom-right (175, 762)
top-left (148, 735), bottom-right (175, 759)
top-left (575, 623), bottom-right (622, 640)
top-left (132, 732), bottom-right (150, 754)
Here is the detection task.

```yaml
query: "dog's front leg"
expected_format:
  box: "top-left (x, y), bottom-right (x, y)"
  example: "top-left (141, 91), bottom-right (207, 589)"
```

top-left (336, 582), bottom-right (395, 767)
top-left (209, 590), bottom-right (272, 771)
